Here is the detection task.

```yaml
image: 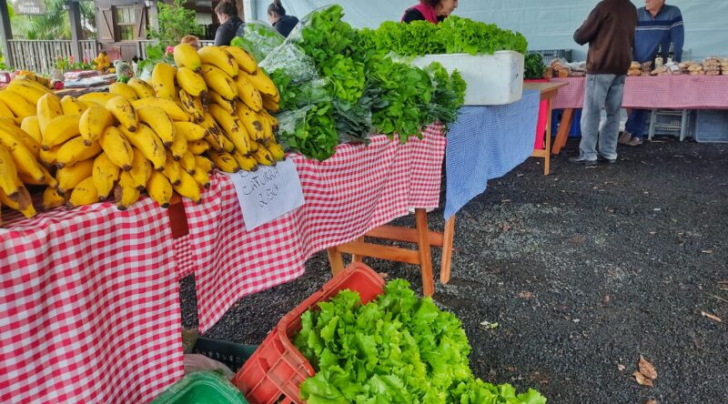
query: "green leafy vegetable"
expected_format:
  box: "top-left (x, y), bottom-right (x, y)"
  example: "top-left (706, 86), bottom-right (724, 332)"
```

top-left (524, 53), bottom-right (545, 80)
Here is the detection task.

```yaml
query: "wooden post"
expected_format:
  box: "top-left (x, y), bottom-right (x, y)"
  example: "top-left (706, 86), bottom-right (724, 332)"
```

top-left (415, 209), bottom-right (435, 296)
top-left (440, 216), bottom-right (455, 284)
top-left (0, 0), bottom-right (13, 67)
top-left (68, 0), bottom-right (84, 63)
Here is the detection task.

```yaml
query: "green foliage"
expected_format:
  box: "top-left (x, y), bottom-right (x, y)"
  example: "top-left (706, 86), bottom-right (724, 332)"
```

top-left (231, 23), bottom-right (285, 63)
top-left (293, 280), bottom-right (547, 404)
top-left (56, 56), bottom-right (94, 71)
top-left (278, 102), bottom-right (340, 162)
top-left (524, 53), bottom-right (545, 80)
top-left (8, 0), bottom-right (96, 40)
top-left (150, 0), bottom-right (201, 47)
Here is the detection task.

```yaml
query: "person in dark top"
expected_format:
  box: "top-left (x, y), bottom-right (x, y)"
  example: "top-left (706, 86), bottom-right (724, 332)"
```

top-left (401, 0), bottom-right (458, 24)
top-left (214, 0), bottom-right (243, 46)
top-left (569, 0), bottom-right (637, 165)
top-left (268, 0), bottom-right (299, 38)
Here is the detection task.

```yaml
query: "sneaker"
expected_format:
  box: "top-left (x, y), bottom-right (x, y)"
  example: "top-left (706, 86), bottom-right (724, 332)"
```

top-left (569, 156), bottom-right (597, 166)
top-left (625, 137), bottom-right (643, 146)
top-left (618, 132), bottom-right (633, 145)
top-left (598, 155), bottom-right (617, 164)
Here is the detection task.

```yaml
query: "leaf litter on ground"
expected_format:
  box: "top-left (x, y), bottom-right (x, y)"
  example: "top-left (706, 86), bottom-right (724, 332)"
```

top-left (639, 356), bottom-right (658, 380)
top-left (700, 311), bottom-right (723, 323)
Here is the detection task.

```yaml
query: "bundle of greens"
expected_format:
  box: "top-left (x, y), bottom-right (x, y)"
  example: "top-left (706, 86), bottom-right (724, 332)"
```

top-left (277, 102), bottom-right (339, 162)
top-left (293, 280), bottom-right (546, 404)
top-left (524, 53), bottom-right (545, 80)
top-left (423, 62), bottom-right (467, 128)
top-left (231, 22), bottom-right (285, 63)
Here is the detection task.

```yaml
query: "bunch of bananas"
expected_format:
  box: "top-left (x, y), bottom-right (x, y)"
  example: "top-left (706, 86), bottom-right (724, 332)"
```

top-left (0, 45), bottom-right (286, 223)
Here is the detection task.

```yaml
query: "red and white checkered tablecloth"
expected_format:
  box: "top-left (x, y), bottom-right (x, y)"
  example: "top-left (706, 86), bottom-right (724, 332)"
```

top-left (179, 125), bottom-right (446, 332)
top-left (551, 76), bottom-right (728, 110)
top-left (0, 199), bottom-right (183, 404)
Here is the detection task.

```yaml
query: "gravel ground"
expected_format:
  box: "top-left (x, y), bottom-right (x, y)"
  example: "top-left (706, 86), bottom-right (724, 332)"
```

top-left (181, 138), bottom-right (728, 403)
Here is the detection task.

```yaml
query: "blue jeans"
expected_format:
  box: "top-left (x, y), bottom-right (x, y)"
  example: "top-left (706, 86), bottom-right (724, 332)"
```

top-left (579, 74), bottom-right (626, 161)
top-left (625, 109), bottom-right (648, 139)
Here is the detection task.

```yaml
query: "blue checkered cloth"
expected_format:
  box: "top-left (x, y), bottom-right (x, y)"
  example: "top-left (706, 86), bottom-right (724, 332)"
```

top-left (444, 89), bottom-right (541, 220)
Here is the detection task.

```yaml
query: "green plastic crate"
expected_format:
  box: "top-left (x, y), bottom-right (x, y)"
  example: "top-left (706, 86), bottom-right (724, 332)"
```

top-left (151, 371), bottom-right (248, 404)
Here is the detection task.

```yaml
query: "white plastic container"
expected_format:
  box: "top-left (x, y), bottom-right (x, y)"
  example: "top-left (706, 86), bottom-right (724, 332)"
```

top-left (410, 51), bottom-right (524, 106)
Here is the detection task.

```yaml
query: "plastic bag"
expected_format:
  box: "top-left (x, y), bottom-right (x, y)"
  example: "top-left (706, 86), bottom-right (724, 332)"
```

top-left (184, 354), bottom-right (235, 380)
top-left (260, 42), bottom-right (318, 84)
top-left (231, 21), bottom-right (285, 63)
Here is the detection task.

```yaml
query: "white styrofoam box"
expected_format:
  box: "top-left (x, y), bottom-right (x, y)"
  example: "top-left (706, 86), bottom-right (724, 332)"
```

top-left (410, 51), bottom-right (525, 106)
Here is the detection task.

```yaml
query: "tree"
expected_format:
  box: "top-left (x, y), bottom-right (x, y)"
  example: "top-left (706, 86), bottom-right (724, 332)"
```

top-left (8, 0), bottom-right (96, 40)
top-left (150, 0), bottom-right (201, 47)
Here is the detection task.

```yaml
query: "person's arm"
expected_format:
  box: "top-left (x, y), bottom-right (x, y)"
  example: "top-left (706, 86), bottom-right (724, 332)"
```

top-left (214, 23), bottom-right (232, 46)
top-left (671, 10), bottom-right (685, 61)
top-left (402, 9), bottom-right (425, 23)
top-left (573, 6), bottom-right (603, 45)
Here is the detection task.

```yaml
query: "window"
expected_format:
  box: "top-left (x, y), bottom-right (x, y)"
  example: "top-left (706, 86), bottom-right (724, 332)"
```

top-left (116, 7), bottom-right (137, 40)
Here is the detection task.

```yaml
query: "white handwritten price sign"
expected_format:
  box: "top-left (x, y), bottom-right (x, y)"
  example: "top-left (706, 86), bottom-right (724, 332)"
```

top-left (225, 159), bottom-right (305, 230)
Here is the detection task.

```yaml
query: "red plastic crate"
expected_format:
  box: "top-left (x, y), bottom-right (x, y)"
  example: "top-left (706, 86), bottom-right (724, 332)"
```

top-left (232, 263), bottom-right (386, 404)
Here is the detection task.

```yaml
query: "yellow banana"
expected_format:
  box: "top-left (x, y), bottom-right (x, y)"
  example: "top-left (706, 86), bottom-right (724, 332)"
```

top-left (260, 109), bottom-right (279, 129)
top-left (174, 122), bottom-right (207, 142)
top-left (267, 142), bottom-right (286, 161)
top-left (0, 185), bottom-right (35, 218)
top-left (151, 62), bottom-right (178, 100)
top-left (127, 78), bottom-right (156, 99)
top-left (162, 152), bottom-right (182, 186)
top-left (106, 96), bottom-right (138, 133)
top-left (115, 172), bottom-right (141, 210)
top-left (204, 133), bottom-right (223, 152)
top-left (147, 171), bottom-right (173, 208)
top-left (261, 94), bottom-right (280, 113)
top-left (0, 126), bottom-right (46, 182)
top-left (79, 105), bottom-right (114, 145)
top-left (93, 153), bottom-right (120, 200)
top-left (232, 149), bottom-right (258, 172)
top-left (208, 150), bottom-right (239, 173)
top-left (57, 137), bottom-right (102, 168)
top-left (198, 46), bottom-right (239, 77)
top-left (198, 113), bottom-right (223, 148)
top-left (60, 95), bottom-right (88, 115)
top-left (37, 92), bottom-right (64, 134)
top-left (136, 106), bottom-right (176, 147)
top-left (178, 89), bottom-right (205, 122)
top-left (219, 131), bottom-right (235, 153)
top-left (192, 167), bottom-right (211, 189)
top-left (67, 176), bottom-right (99, 208)
top-left (235, 74), bottom-right (263, 112)
top-left (78, 92), bottom-right (118, 106)
top-left (237, 103), bottom-right (266, 142)
top-left (187, 140), bottom-right (211, 155)
top-left (129, 149), bottom-right (152, 191)
top-left (208, 103), bottom-right (251, 155)
top-left (7, 80), bottom-right (49, 105)
top-left (194, 155), bottom-right (214, 174)
top-left (0, 143), bottom-right (21, 198)
top-left (56, 158), bottom-right (94, 195)
top-left (207, 90), bottom-right (236, 114)
top-left (99, 126), bottom-right (134, 171)
top-left (241, 69), bottom-right (279, 99)
top-left (200, 65), bottom-right (238, 101)
top-left (18, 163), bottom-right (56, 188)
top-left (20, 116), bottom-right (41, 144)
top-left (120, 124), bottom-right (166, 171)
top-left (109, 82), bottom-right (139, 100)
top-left (42, 186), bottom-right (66, 210)
top-left (179, 151), bottom-right (197, 174)
top-left (168, 129), bottom-right (188, 161)
top-left (132, 98), bottom-right (191, 122)
top-left (0, 118), bottom-right (41, 157)
top-left (252, 146), bottom-right (276, 166)
top-left (177, 67), bottom-right (208, 97)
top-left (173, 169), bottom-right (201, 203)
top-left (40, 145), bottom-right (60, 166)
top-left (41, 114), bottom-right (82, 150)
top-left (224, 46), bottom-right (258, 74)
top-left (174, 43), bottom-right (202, 72)
top-left (0, 98), bottom-right (15, 119)
top-left (0, 91), bottom-right (36, 118)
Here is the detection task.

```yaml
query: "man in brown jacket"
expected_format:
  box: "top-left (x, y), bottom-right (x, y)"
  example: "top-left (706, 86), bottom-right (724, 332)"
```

top-left (570, 0), bottom-right (637, 165)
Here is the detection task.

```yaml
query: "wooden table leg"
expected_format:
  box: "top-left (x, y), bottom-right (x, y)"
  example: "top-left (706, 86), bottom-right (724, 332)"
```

top-left (327, 247), bottom-right (345, 277)
top-left (415, 209), bottom-right (435, 296)
top-left (552, 108), bottom-right (574, 155)
top-left (440, 216), bottom-right (455, 284)
top-left (351, 236), bottom-right (365, 263)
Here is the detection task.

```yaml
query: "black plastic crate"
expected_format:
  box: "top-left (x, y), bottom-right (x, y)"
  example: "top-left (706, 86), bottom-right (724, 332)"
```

top-left (192, 337), bottom-right (257, 373)
top-left (528, 49), bottom-right (573, 64)
top-left (695, 110), bottom-right (728, 143)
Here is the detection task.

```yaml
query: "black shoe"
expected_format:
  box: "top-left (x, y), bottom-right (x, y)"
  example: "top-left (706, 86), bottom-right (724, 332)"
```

top-left (569, 156), bottom-right (597, 166)
top-left (598, 156), bottom-right (617, 164)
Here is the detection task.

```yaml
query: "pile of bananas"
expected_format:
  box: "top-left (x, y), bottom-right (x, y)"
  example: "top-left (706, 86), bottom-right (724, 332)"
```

top-left (0, 45), bottom-right (285, 223)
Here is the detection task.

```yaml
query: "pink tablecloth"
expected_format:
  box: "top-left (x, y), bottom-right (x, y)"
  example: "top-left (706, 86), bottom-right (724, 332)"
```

top-left (0, 199), bottom-right (183, 404)
top-left (551, 76), bottom-right (728, 110)
top-left (179, 126), bottom-right (447, 332)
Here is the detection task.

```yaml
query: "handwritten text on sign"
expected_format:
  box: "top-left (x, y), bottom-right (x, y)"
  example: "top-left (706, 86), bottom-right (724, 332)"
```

top-left (226, 159), bottom-right (305, 231)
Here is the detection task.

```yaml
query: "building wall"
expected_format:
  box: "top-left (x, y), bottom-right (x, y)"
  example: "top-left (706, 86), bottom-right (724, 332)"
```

top-left (246, 0), bottom-right (728, 61)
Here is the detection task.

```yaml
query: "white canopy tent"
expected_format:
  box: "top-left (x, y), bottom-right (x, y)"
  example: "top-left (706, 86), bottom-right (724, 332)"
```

top-left (243, 0), bottom-right (727, 61)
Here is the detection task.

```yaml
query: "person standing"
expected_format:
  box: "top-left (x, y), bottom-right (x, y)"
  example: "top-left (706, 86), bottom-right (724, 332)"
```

top-left (401, 0), bottom-right (458, 24)
top-left (619, 0), bottom-right (685, 146)
top-left (268, 0), bottom-right (299, 38)
top-left (570, 0), bottom-right (637, 165)
top-left (214, 0), bottom-right (244, 46)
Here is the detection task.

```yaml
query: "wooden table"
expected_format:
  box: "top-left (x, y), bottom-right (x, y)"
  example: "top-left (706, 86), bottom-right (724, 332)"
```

top-left (525, 81), bottom-right (568, 175)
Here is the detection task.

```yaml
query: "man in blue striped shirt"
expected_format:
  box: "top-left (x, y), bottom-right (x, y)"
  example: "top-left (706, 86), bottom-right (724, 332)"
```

top-left (619, 0), bottom-right (685, 146)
